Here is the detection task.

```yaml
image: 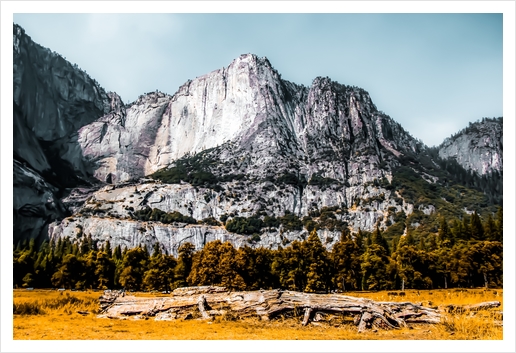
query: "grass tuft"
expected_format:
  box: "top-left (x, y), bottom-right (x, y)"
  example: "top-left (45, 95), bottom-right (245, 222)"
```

top-left (13, 301), bottom-right (45, 315)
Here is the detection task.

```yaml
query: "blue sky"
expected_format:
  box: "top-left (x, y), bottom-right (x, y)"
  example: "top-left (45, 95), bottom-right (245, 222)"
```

top-left (12, 12), bottom-right (502, 147)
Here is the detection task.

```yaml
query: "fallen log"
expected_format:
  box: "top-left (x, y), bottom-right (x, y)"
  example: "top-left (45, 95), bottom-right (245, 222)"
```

top-left (97, 286), bottom-right (500, 332)
top-left (441, 301), bottom-right (501, 313)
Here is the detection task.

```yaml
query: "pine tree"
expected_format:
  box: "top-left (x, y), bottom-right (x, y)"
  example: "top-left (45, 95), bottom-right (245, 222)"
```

top-left (112, 245), bottom-right (123, 287)
top-left (143, 253), bottom-right (176, 291)
top-left (397, 230), bottom-right (415, 249)
top-left (355, 228), bottom-right (364, 251)
top-left (79, 234), bottom-right (91, 255)
top-left (483, 214), bottom-right (497, 241)
top-left (188, 241), bottom-right (221, 287)
top-left (495, 207), bottom-right (503, 242)
top-left (95, 250), bottom-right (115, 289)
top-left (187, 240), bottom-right (245, 290)
top-left (51, 254), bottom-right (83, 289)
top-left (434, 247), bottom-right (452, 289)
top-left (391, 236), bottom-right (399, 255)
top-left (438, 217), bottom-right (454, 246)
top-left (234, 246), bottom-right (276, 290)
top-left (81, 250), bottom-right (97, 289)
top-left (118, 246), bottom-right (149, 291)
top-left (405, 225), bottom-right (415, 246)
top-left (461, 215), bottom-right (472, 240)
top-left (33, 241), bottom-right (52, 288)
top-left (451, 219), bottom-right (464, 241)
top-left (151, 243), bottom-right (161, 258)
top-left (418, 236), bottom-right (427, 251)
top-left (371, 224), bottom-right (389, 252)
top-left (112, 245), bottom-right (122, 261)
top-left (174, 242), bottom-right (195, 288)
top-left (304, 230), bottom-right (330, 293)
top-left (104, 240), bottom-right (112, 258)
top-left (427, 234), bottom-right (437, 251)
top-left (15, 239), bottom-right (37, 288)
top-left (360, 244), bottom-right (393, 291)
top-left (468, 241), bottom-right (503, 288)
top-left (272, 241), bottom-right (306, 291)
top-left (470, 211), bottom-right (485, 240)
top-left (331, 230), bottom-right (361, 291)
top-left (395, 245), bottom-right (432, 289)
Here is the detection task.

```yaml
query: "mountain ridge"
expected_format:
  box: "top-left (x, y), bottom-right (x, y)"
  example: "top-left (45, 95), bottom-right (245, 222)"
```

top-left (12, 24), bottom-right (502, 256)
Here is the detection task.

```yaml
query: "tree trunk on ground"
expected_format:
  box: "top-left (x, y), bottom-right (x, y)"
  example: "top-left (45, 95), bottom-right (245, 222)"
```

top-left (98, 286), bottom-right (500, 332)
top-left (441, 301), bottom-right (501, 313)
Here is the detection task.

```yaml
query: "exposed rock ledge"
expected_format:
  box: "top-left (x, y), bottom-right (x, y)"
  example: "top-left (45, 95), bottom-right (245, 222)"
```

top-left (48, 216), bottom-right (343, 256)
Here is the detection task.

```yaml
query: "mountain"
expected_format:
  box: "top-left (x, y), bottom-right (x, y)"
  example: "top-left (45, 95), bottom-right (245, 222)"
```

top-left (12, 24), bottom-right (502, 256)
top-left (13, 24), bottom-right (116, 242)
top-left (76, 54), bottom-right (421, 184)
top-left (438, 118), bottom-right (503, 175)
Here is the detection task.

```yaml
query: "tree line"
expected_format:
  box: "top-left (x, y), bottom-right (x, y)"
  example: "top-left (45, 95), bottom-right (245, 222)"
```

top-left (13, 208), bottom-right (502, 292)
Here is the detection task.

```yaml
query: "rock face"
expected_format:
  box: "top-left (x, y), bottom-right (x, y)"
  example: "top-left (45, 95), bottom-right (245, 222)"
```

top-left (51, 181), bottom-right (367, 255)
top-left (13, 160), bottom-right (68, 241)
top-left (13, 23), bottom-right (503, 253)
top-left (77, 54), bottom-right (423, 184)
top-left (13, 24), bottom-right (111, 181)
top-left (438, 118), bottom-right (503, 175)
top-left (13, 24), bottom-right (114, 241)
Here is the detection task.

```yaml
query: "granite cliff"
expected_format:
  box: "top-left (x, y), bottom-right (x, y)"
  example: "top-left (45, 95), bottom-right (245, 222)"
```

top-left (438, 118), bottom-right (503, 175)
top-left (13, 24), bottom-right (115, 241)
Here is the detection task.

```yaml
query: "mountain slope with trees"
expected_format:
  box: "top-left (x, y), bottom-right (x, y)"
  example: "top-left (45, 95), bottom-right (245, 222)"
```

top-left (12, 23), bottom-right (503, 292)
top-left (14, 207), bottom-right (502, 291)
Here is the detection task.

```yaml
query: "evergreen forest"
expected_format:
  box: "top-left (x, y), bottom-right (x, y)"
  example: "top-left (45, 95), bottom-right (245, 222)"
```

top-left (13, 208), bottom-right (503, 293)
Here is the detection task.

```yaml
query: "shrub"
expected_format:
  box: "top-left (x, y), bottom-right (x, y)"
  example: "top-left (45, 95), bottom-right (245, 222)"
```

top-left (219, 214), bottom-right (229, 224)
top-left (133, 207), bottom-right (197, 224)
top-left (149, 148), bottom-right (226, 190)
top-left (279, 213), bottom-right (303, 232)
top-left (201, 217), bottom-right (221, 226)
top-left (303, 216), bottom-right (319, 232)
top-left (225, 216), bottom-right (263, 235)
top-left (263, 215), bottom-right (280, 228)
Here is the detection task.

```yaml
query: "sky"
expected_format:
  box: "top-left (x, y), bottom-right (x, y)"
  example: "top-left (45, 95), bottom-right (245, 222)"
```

top-left (11, 11), bottom-right (503, 147)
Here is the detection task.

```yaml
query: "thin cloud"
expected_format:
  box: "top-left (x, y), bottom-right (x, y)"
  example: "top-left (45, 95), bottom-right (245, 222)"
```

top-left (83, 14), bottom-right (182, 43)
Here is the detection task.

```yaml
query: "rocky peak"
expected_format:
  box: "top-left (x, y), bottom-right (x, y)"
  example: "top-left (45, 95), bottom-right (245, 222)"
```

top-left (13, 22), bottom-right (115, 182)
top-left (13, 23), bottom-right (118, 241)
top-left (438, 118), bottom-right (503, 175)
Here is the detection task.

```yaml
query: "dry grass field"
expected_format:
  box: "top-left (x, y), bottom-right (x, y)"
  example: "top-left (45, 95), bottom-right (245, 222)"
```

top-left (12, 288), bottom-right (503, 340)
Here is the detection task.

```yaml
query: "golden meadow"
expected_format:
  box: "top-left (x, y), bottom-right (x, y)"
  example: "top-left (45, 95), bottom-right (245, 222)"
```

top-left (13, 288), bottom-right (502, 340)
